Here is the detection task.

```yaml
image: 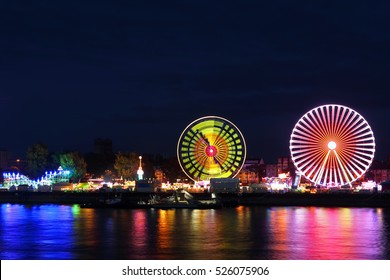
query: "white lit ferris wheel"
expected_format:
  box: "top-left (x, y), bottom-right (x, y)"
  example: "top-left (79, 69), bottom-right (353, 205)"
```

top-left (289, 104), bottom-right (375, 187)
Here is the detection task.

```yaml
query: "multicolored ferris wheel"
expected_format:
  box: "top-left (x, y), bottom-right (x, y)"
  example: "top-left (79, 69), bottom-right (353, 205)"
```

top-left (289, 104), bottom-right (375, 187)
top-left (177, 116), bottom-right (246, 181)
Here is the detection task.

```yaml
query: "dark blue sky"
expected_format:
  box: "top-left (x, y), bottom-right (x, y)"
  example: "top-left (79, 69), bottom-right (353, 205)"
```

top-left (1, 0), bottom-right (390, 162)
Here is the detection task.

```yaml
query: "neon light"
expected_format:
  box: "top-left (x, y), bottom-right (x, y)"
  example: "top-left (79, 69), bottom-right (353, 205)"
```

top-left (290, 104), bottom-right (375, 187)
top-left (2, 166), bottom-right (71, 189)
top-left (177, 116), bottom-right (246, 181)
top-left (328, 141), bottom-right (337, 150)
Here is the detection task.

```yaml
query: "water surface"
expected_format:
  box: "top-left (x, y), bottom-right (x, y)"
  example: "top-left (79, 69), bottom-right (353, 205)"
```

top-left (1, 204), bottom-right (389, 259)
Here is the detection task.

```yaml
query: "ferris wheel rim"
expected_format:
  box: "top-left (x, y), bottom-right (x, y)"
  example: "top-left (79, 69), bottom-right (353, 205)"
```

top-left (289, 104), bottom-right (375, 187)
top-left (177, 115), bottom-right (247, 182)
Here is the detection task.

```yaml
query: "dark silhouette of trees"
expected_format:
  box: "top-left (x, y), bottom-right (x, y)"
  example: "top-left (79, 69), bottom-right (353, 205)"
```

top-left (113, 152), bottom-right (139, 180)
top-left (26, 143), bottom-right (49, 179)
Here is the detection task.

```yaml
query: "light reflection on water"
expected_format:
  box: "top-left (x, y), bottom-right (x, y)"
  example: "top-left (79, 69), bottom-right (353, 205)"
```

top-left (0, 204), bottom-right (389, 260)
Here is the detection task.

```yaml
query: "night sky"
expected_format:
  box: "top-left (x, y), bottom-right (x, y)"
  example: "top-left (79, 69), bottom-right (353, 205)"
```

top-left (1, 0), bottom-right (390, 163)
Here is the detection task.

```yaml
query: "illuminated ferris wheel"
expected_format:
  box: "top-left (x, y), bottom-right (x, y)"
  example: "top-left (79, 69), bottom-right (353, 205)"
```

top-left (289, 104), bottom-right (375, 187)
top-left (177, 116), bottom-right (246, 181)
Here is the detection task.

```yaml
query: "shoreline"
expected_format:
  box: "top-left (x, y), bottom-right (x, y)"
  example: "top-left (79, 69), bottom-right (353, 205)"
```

top-left (1, 191), bottom-right (390, 208)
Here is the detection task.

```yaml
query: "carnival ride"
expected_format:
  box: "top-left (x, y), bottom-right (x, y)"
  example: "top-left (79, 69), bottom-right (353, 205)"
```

top-left (2, 166), bottom-right (71, 189)
top-left (177, 116), bottom-right (246, 181)
top-left (289, 104), bottom-right (375, 188)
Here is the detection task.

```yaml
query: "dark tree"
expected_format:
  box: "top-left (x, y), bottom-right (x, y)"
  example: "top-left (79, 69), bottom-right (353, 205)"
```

top-left (26, 143), bottom-right (49, 179)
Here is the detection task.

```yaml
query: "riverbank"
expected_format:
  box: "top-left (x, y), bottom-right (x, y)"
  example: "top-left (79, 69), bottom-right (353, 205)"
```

top-left (1, 191), bottom-right (390, 208)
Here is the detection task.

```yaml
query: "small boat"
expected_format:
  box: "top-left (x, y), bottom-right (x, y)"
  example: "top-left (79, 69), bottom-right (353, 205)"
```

top-left (80, 196), bottom-right (123, 208)
top-left (148, 190), bottom-right (222, 209)
top-left (80, 194), bottom-right (151, 209)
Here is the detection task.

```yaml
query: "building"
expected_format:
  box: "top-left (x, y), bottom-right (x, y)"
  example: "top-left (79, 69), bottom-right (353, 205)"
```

top-left (237, 158), bottom-right (262, 185)
top-left (154, 168), bottom-right (164, 184)
top-left (368, 158), bottom-right (390, 183)
top-left (277, 156), bottom-right (295, 174)
top-left (265, 163), bottom-right (278, 178)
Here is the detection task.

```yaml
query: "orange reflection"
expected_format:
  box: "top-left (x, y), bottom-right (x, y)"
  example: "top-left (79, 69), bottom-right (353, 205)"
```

top-left (267, 207), bottom-right (384, 259)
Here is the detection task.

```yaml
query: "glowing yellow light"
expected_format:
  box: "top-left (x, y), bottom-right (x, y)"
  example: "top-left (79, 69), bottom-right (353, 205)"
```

top-left (328, 141), bottom-right (336, 150)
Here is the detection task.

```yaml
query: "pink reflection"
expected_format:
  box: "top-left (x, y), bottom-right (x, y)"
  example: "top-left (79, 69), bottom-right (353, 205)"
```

top-left (128, 210), bottom-right (149, 253)
top-left (268, 207), bottom-right (384, 259)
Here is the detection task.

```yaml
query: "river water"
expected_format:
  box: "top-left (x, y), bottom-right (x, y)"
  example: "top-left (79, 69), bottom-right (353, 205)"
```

top-left (1, 204), bottom-right (389, 260)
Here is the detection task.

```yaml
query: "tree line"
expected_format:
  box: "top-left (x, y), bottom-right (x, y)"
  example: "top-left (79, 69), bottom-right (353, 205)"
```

top-left (24, 143), bottom-right (185, 183)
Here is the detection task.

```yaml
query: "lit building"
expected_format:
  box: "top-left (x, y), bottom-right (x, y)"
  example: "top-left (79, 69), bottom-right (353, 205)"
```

top-left (277, 156), bottom-right (294, 174)
top-left (237, 158), bottom-right (263, 185)
top-left (266, 163), bottom-right (278, 178)
top-left (368, 158), bottom-right (390, 183)
top-left (154, 168), bottom-right (164, 185)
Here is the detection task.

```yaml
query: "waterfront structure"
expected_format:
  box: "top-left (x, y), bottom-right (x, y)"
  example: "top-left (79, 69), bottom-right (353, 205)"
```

top-left (277, 156), bottom-right (295, 175)
top-left (237, 158), bottom-right (263, 185)
top-left (137, 156), bottom-right (144, 180)
top-left (266, 163), bottom-right (278, 178)
top-left (2, 166), bottom-right (71, 189)
top-left (177, 116), bottom-right (246, 181)
top-left (290, 104), bottom-right (376, 188)
top-left (368, 158), bottom-right (390, 183)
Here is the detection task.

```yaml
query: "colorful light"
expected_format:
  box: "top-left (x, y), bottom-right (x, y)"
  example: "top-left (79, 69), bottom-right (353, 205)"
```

top-left (177, 116), bottom-right (246, 181)
top-left (290, 104), bottom-right (375, 187)
top-left (328, 141), bottom-right (337, 150)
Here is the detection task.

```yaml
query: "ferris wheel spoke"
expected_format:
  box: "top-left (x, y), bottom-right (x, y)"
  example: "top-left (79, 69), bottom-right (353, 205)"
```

top-left (343, 146), bottom-right (375, 155)
top-left (331, 105), bottom-right (339, 134)
top-left (338, 113), bottom-right (360, 140)
top-left (312, 150), bottom-right (331, 185)
top-left (315, 107), bottom-right (328, 134)
top-left (333, 106), bottom-right (347, 137)
top-left (304, 114), bottom-right (328, 139)
top-left (290, 130), bottom-right (322, 143)
top-left (333, 150), bottom-right (354, 185)
top-left (334, 108), bottom-right (353, 138)
top-left (312, 109), bottom-right (329, 136)
top-left (348, 122), bottom-right (371, 137)
top-left (293, 150), bottom-right (324, 166)
top-left (349, 142), bottom-right (376, 148)
top-left (290, 145), bottom-right (323, 151)
top-left (308, 112), bottom-right (327, 138)
top-left (339, 121), bottom-right (368, 141)
top-left (348, 149), bottom-right (376, 160)
top-left (330, 105), bottom-right (338, 134)
top-left (323, 105), bottom-right (332, 134)
top-left (348, 158), bottom-right (368, 174)
top-left (344, 160), bottom-right (362, 178)
top-left (350, 152), bottom-right (375, 165)
top-left (296, 120), bottom-right (325, 140)
top-left (343, 136), bottom-right (375, 145)
top-left (289, 139), bottom-right (320, 146)
top-left (304, 152), bottom-right (328, 178)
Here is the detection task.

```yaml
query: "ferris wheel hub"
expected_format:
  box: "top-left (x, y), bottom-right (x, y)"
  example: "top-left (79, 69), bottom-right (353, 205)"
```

top-left (328, 141), bottom-right (337, 150)
top-left (205, 146), bottom-right (217, 157)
